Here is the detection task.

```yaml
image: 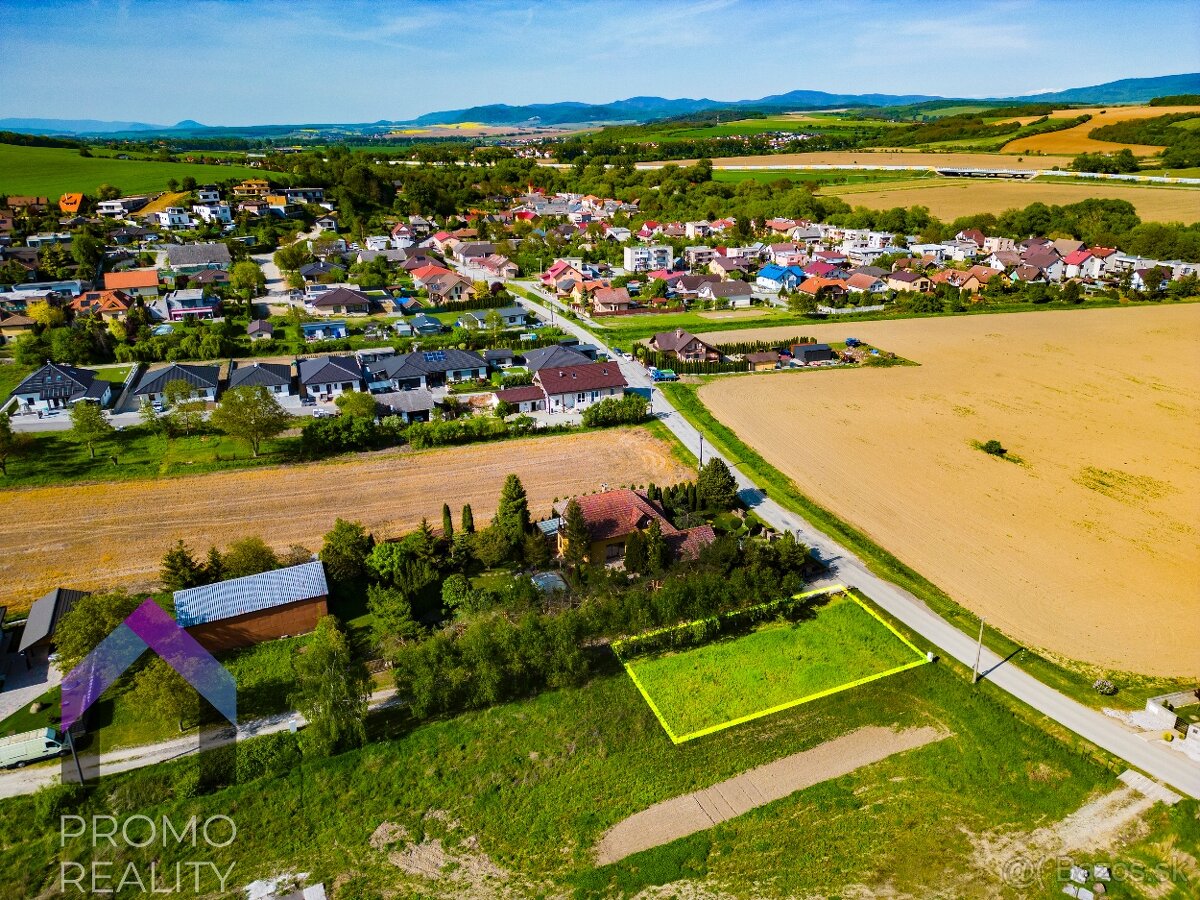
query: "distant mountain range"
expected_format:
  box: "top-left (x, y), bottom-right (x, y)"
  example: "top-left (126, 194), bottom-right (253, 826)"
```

top-left (2, 73), bottom-right (1196, 137)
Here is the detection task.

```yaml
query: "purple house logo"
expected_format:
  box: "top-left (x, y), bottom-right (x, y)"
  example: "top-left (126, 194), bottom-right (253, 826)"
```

top-left (61, 599), bottom-right (236, 781)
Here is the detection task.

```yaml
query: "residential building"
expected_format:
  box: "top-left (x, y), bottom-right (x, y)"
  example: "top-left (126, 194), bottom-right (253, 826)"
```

top-left (233, 179), bottom-right (271, 197)
top-left (11, 362), bottom-right (113, 412)
top-left (536, 361), bottom-right (627, 412)
top-left (300, 321), bottom-right (348, 342)
top-left (228, 361), bottom-right (292, 395)
top-left (103, 268), bottom-right (160, 297)
top-left (247, 319), bottom-right (274, 341)
top-left (845, 273), bottom-right (887, 295)
top-left (684, 246), bottom-right (717, 268)
top-left (520, 345), bottom-right (592, 372)
top-left (365, 348), bottom-right (487, 391)
top-left (298, 356), bottom-right (363, 398)
top-left (592, 286), bottom-right (632, 313)
top-left (697, 280), bottom-right (753, 305)
top-left (153, 207), bottom-right (192, 229)
top-left (493, 384), bottom-right (547, 413)
top-left (554, 488), bottom-right (715, 565)
top-left (17, 587), bottom-right (89, 662)
top-left (174, 561), bottom-right (329, 652)
top-left (192, 203), bottom-right (232, 225)
top-left (885, 270), bottom-right (931, 292)
top-left (0, 312), bottom-right (35, 344)
top-left (455, 305), bottom-right (528, 329)
top-left (623, 244), bottom-right (672, 273)
top-left (58, 193), bottom-right (84, 214)
top-left (649, 328), bottom-right (721, 362)
top-left (160, 242), bottom-right (232, 274)
top-left (374, 389), bottom-right (436, 423)
top-left (69, 289), bottom-right (132, 321)
top-left (153, 288), bottom-right (220, 321)
top-left (133, 363), bottom-right (220, 404)
top-left (306, 286), bottom-right (371, 315)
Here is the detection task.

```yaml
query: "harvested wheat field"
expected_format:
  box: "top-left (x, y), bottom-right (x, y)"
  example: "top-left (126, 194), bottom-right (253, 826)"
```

top-left (823, 177), bottom-right (1200, 222)
top-left (699, 305), bottom-right (1200, 676)
top-left (1004, 105), bottom-right (1200, 155)
top-left (637, 150), bottom-right (1075, 170)
top-left (0, 429), bottom-right (691, 611)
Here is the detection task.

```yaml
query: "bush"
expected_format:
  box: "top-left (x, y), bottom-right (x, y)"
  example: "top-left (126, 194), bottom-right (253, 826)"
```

top-left (981, 440), bottom-right (1006, 456)
top-left (1092, 678), bottom-right (1117, 696)
top-left (235, 731), bottom-right (302, 783)
top-left (34, 782), bottom-right (86, 827)
top-left (581, 394), bottom-right (648, 427)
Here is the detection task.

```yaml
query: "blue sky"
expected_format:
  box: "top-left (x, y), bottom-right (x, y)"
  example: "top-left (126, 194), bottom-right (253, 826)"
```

top-left (1, 0), bottom-right (1197, 125)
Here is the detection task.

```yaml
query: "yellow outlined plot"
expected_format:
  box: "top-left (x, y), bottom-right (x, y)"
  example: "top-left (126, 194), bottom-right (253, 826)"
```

top-left (612, 585), bottom-right (930, 744)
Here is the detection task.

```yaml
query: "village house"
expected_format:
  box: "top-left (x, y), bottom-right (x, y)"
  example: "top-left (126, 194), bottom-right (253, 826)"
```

top-left (708, 256), bottom-right (752, 278)
top-left (697, 280), bottom-right (753, 306)
top-left (69, 289), bottom-right (132, 321)
top-left (306, 286), bottom-right (372, 316)
top-left (247, 319), bottom-right (274, 341)
top-left (537, 361), bottom-right (627, 413)
top-left (375, 389), bottom-right (437, 423)
top-left (796, 276), bottom-right (849, 300)
top-left (301, 320), bottom-right (348, 341)
top-left (649, 328), bottom-right (721, 362)
top-left (554, 488), bottom-right (716, 565)
top-left (845, 273), bottom-right (887, 296)
top-left (592, 286), bottom-right (633, 313)
top-left (12, 362), bottom-right (113, 412)
top-left (103, 268), bottom-right (160, 297)
top-left (0, 312), bottom-right (36, 344)
top-left (228, 361), bottom-right (293, 396)
top-left (174, 561), bottom-right (329, 652)
top-left (455, 305), bottom-right (528, 330)
top-left (365, 348), bottom-right (487, 391)
top-left (133, 363), bottom-right (220, 405)
top-left (299, 355), bottom-right (364, 399)
top-left (153, 288), bottom-right (220, 321)
top-left (160, 242), bottom-right (232, 275)
top-left (493, 383), bottom-right (547, 413)
top-left (885, 270), bottom-right (931, 293)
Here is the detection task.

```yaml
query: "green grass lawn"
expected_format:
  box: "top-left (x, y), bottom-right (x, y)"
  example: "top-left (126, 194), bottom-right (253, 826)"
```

top-left (624, 592), bottom-right (924, 740)
top-left (0, 144), bottom-right (269, 198)
top-left (0, 686), bottom-right (60, 738)
top-left (589, 305), bottom-right (817, 349)
top-left (0, 424), bottom-right (300, 488)
top-left (0, 363), bottom-right (32, 405)
top-left (0, 653), bottom-right (1125, 899)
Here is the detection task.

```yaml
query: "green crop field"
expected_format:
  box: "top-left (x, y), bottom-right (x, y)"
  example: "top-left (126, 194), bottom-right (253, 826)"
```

top-left (621, 591), bottom-right (926, 740)
top-left (713, 168), bottom-right (935, 185)
top-left (0, 143), bottom-right (269, 198)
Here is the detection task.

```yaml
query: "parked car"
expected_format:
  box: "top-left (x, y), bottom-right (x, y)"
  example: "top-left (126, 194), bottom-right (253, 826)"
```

top-left (312, 408), bottom-right (335, 418)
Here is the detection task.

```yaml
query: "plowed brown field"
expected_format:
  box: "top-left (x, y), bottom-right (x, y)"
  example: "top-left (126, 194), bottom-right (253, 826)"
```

top-left (0, 429), bottom-right (691, 611)
top-left (698, 305), bottom-right (1200, 676)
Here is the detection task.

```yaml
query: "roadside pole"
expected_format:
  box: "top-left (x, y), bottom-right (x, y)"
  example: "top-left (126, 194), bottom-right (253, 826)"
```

top-left (972, 618), bottom-right (985, 684)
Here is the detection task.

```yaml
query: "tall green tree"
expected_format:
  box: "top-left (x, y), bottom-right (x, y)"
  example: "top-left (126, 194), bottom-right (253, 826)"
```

top-left (561, 499), bottom-right (590, 569)
top-left (209, 385), bottom-right (292, 457)
top-left (320, 519), bottom-right (374, 583)
top-left (53, 591), bottom-right (142, 673)
top-left (290, 616), bottom-right (370, 757)
top-left (644, 519), bottom-right (669, 574)
top-left (623, 528), bottom-right (647, 575)
top-left (229, 260), bottom-right (266, 299)
top-left (461, 503), bottom-right (475, 534)
top-left (697, 458), bottom-right (738, 510)
top-left (220, 536), bottom-right (279, 578)
top-left (161, 540), bottom-right (206, 590)
top-left (441, 503), bottom-right (454, 541)
top-left (130, 658), bottom-right (194, 732)
top-left (494, 473), bottom-right (531, 545)
top-left (0, 412), bottom-right (32, 476)
top-left (163, 380), bottom-right (206, 436)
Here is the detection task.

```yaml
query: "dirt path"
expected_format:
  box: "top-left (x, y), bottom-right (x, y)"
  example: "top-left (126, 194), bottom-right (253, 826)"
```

top-left (594, 724), bottom-right (948, 865)
top-left (0, 429), bottom-right (691, 611)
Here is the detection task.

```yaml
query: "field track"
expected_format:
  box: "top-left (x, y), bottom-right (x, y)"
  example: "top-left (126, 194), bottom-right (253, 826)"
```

top-left (698, 305), bottom-right (1200, 675)
top-left (0, 429), bottom-right (691, 611)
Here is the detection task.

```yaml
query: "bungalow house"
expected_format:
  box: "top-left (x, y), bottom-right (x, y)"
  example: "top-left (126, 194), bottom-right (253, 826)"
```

top-left (885, 271), bottom-right (931, 293)
top-left (298, 355), bottom-right (364, 399)
top-left (133, 363), bottom-right (220, 405)
top-left (365, 348), bottom-right (487, 390)
top-left (12, 362), bottom-right (113, 412)
top-left (791, 343), bottom-right (837, 365)
top-left (0, 312), bottom-right (36, 344)
top-left (314, 212), bottom-right (339, 233)
top-left (300, 320), bottom-right (348, 341)
top-left (845, 273), bottom-right (887, 296)
top-left (228, 361), bottom-right (293, 396)
top-left (536, 362), bottom-right (627, 412)
top-left (298, 260), bottom-right (347, 282)
top-left (649, 328), bottom-right (720, 362)
top-left (104, 268), bottom-right (160, 298)
top-left (174, 561), bottom-right (329, 652)
top-left (160, 242), bottom-right (232, 275)
top-left (983, 250), bottom-right (1022, 272)
top-left (247, 319), bottom-right (274, 341)
top-left (554, 488), bottom-right (715, 565)
top-left (796, 276), bottom-right (849, 300)
top-left (17, 587), bottom-right (89, 662)
top-left (410, 314), bottom-right (444, 336)
top-left (520, 345), bottom-right (591, 372)
top-left (967, 265), bottom-right (1005, 288)
top-left (592, 286), bottom-right (632, 313)
top-left (69, 289), bottom-right (132, 321)
top-left (746, 351), bottom-right (780, 372)
top-left (493, 384), bottom-right (547, 413)
top-left (483, 348), bottom-right (515, 369)
top-left (306, 286), bottom-right (371, 316)
top-left (697, 280), bottom-right (753, 306)
top-left (191, 268), bottom-right (231, 288)
top-left (152, 288), bottom-right (220, 321)
top-left (454, 241), bottom-right (495, 263)
top-left (455, 305), bottom-right (528, 330)
top-left (375, 389), bottom-right (437, 423)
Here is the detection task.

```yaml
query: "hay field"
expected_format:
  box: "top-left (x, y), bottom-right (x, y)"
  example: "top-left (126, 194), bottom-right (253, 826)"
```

top-left (637, 150), bottom-right (1076, 170)
top-left (698, 305), bottom-right (1200, 676)
top-left (822, 177), bottom-right (1200, 222)
top-left (0, 429), bottom-right (690, 611)
top-left (1004, 105), bottom-right (1200, 155)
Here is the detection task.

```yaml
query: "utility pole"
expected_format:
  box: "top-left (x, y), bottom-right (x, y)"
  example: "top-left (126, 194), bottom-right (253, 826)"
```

top-left (699, 435), bottom-right (704, 467)
top-left (972, 617), bottom-right (985, 684)
top-left (65, 729), bottom-right (84, 784)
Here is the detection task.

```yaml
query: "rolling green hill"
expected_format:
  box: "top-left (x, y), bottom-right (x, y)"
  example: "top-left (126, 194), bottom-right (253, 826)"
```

top-left (0, 144), bottom-right (269, 198)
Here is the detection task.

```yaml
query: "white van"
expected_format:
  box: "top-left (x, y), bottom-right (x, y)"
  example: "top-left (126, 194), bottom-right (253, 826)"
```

top-left (0, 728), bottom-right (65, 769)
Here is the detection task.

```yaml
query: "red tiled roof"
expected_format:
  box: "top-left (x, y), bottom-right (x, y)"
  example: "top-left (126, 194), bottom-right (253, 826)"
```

top-left (567, 489), bottom-right (679, 543)
top-left (536, 362), bottom-right (627, 395)
top-left (104, 268), bottom-right (159, 289)
top-left (494, 385), bottom-right (544, 403)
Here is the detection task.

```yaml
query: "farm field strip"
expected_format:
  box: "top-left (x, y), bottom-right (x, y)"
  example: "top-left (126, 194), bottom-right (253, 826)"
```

top-left (1004, 104), bottom-right (1200, 154)
top-left (635, 150), bottom-right (1077, 170)
top-left (696, 304), bottom-right (1200, 676)
top-left (616, 587), bottom-right (929, 742)
top-left (820, 177), bottom-right (1200, 222)
top-left (0, 428), bottom-right (692, 611)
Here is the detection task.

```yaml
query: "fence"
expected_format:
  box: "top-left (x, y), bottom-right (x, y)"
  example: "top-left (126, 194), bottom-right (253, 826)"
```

top-left (591, 304), bottom-right (686, 318)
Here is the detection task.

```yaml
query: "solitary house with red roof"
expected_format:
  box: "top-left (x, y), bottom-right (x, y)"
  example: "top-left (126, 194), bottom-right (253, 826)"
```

top-left (555, 488), bottom-right (716, 565)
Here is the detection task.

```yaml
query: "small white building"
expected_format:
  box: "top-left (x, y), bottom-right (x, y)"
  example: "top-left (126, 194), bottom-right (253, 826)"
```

top-left (154, 207), bottom-right (193, 229)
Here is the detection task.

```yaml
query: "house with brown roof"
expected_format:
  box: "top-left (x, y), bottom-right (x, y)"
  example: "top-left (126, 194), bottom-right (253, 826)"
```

top-left (885, 270), bottom-right (931, 292)
top-left (103, 267), bottom-right (160, 297)
top-left (555, 488), bottom-right (716, 565)
top-left (649, 328), bottom-right (720, 362)
top-left (797, 276), bottom-right (849, 299)
top-left (305, 286), bottom-right (371, 315)
top-left (709, 256), bottom-right (752, 278)
top-left (592, 286), bottom-right (632, 313)
top-left (69, 289), bottom-right (132, 320)
top-left (0, 312), bottom-right (36, 344)
top-left (845, 273), bottom-right (886, 296)
top-left (535, 361), bottom-right (627, 413)
top-left (425, 271), bottom-right (475, 304)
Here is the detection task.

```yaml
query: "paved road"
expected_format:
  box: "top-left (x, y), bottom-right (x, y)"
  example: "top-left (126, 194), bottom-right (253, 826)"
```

top-left (512, 282), bottom-right (1200, 800)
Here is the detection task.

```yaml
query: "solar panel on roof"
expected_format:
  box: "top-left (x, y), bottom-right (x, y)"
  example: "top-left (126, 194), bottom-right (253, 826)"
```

top-left (423, 351), bottom-right (446, 363)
